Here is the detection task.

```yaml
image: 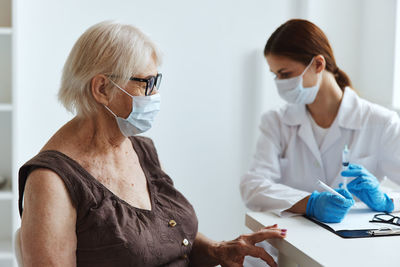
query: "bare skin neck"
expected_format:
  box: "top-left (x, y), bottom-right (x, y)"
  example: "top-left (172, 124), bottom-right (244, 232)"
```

top-left (306, 71), bottom-right (344, 128)
top-left (43, 109), bottom-right (130, 157)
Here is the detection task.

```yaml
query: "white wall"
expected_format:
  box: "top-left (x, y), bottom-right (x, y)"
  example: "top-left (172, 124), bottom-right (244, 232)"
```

top-left (14, 0), bottom-right (291, 240)
top-left (358, 0), bottom-right (398, 107)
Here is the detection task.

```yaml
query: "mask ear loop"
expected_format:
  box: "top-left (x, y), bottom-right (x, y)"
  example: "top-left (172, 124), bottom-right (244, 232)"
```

top-left (301, 57), bottom-right (316, 76)
top-left (103, 104), bottom-right (118, 118)
top-left (103, 78), bottom-right (135, 117)
top-left (108, 78), bottom-right (135, 98)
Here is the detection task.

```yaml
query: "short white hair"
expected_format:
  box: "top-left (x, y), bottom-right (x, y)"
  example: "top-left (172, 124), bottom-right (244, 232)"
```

top-left (58, 21), bottom-right (162, 117)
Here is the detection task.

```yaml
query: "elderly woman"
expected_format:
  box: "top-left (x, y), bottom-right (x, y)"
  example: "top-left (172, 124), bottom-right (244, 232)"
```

top-left (18, 21), bottom-right (286, 267)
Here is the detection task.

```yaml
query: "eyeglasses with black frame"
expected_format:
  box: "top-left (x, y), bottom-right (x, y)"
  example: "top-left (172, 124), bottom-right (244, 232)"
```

top-left (370, 213), bottom-right (400, 226)
top-left (129, 73), bottom-right (162, 96)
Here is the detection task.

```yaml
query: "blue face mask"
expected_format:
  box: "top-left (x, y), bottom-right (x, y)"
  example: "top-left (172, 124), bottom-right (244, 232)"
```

top-left (104, 79), bottom-right (161, 137)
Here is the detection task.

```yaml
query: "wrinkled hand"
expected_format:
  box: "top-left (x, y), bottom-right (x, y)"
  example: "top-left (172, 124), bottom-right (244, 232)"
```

top-left (212, 224), bottom-right (286, 267)
top-left (306, 189), bottom-right (354, 223)
top-left (341, 164), bottom-right (394, 212)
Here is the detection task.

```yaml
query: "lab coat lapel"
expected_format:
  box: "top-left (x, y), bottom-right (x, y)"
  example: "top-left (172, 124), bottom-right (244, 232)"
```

top-left (298, 119), bottom-right (324, 167)
top-left (337, 88), bottom-right (363, 130)
top-left (282, 104), bottom-right (323, 167)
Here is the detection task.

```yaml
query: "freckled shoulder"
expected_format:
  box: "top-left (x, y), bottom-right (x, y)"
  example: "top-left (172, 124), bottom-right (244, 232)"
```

top-left (24, 168), bottom-right (76, 216)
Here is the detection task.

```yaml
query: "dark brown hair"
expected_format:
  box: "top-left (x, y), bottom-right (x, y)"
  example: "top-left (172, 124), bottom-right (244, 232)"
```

top-left (264, 19), bottom-right (352, 90)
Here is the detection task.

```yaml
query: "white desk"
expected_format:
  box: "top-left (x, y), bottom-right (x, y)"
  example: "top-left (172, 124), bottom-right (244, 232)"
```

top-left (246, 212), bottom-right (399, 267)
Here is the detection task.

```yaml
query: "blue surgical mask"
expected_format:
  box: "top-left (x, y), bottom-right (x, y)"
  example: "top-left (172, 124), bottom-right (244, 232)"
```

top-left (104, 79), bottom-right (160, 136)
top-left (274, 57), bottom-right (322, 104)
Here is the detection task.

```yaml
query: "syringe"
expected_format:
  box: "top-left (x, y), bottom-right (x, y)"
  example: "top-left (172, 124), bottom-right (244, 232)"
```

top-left (342, 145), bottom-right (349, 189)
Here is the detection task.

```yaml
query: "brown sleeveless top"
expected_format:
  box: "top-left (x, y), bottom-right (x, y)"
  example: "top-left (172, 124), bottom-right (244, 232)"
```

top-left (18, 136), bottom-right (198, 267)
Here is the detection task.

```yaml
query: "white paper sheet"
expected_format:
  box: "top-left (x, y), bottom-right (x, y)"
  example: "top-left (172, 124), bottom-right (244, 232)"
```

top-left (324, 202), bottom-right (400, 231)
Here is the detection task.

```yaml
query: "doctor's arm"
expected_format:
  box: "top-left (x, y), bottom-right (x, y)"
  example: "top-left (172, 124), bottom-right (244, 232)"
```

top-left (240, 112), bottom-right (310, 215)
top-left (379, 113), bottom-right (400, 211)
top-left (20, 169), bottom-right (77, 267)
top-left (351, 112), bottom-right (400, 212)
top-left (340, 112), bottom-right (400, 212)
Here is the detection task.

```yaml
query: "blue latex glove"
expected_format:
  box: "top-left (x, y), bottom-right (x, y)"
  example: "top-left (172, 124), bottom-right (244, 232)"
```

top-left (341, 164), bottom-right (394, 212)
top-left (306, 188), bottom-right (354, 223)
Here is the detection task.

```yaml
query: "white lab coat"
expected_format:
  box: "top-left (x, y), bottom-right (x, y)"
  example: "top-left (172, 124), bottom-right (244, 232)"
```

top-left (240, 87), bottom-right (400, 215)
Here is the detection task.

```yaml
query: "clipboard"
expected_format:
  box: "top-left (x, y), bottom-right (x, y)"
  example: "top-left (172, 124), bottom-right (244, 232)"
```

top-left (303, 203), bottom-right (400, 238)
top-left (304, 215), bottom-right (400, 238)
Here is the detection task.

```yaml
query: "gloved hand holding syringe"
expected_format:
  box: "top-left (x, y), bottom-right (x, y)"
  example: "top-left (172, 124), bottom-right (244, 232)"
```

top-left (340, 144), bottom-right (393, 212)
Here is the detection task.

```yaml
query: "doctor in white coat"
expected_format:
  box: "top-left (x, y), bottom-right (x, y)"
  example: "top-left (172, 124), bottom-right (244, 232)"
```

top-left (241, 19), bottom-right (400, 266)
